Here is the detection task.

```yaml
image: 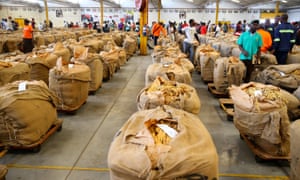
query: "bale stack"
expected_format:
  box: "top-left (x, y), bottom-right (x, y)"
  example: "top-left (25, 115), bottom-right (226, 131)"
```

top-left (287, 45), bottom-right (300, 64)
top-left (73, 46), bottom-right (103, 93)
top-left (291, 120), bottom-right (300, 180)
top-left (213, 56), bottom-right (246, 94)
top-left (49, 62), bottom-right (91, 112)
top-left (0, 80), bottom-right (60, 146)
top-left (255, 64), bottom-right (300, 92)
top-left (25, 52), bottom-right (58, 85)
top-left (108, 105), bottom-right (218, 180)
top-left (145, 62), bottom-right (192, 86)
top-left (0, 61), bottom-right (31, 87)
top-left (229, 82), bottom-right (290, 157)
top-left (137, 76), bottom-right (201, 114)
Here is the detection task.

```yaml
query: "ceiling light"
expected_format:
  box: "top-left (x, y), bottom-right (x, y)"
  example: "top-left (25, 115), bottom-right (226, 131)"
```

top-left (231, 0), bottom-right (240, 3)
top-left (281, 0), bottom-right (287, 3)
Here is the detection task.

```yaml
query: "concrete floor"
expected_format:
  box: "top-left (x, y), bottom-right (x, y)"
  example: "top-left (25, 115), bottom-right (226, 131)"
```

top-left (0, 53), bottom-right (290, 180)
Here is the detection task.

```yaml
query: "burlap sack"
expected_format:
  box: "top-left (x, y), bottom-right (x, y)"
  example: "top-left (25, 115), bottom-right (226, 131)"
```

top-left (34, 34), bottom-right (45, 47)
top-left (112, 33), bottom-right (123, 47)
top-left (100, 50), bottom-right (119, 79)
top-left (52, 42), bottom-right (71, 64)
top-left (211, 41), bottom-right (221, 52)
top-left (200, 51), bottom-right (220, 82)
top-left (290, 120), bottom-right (300, 180)
top-left (43, 34), bottom-right (56, 46)
top-left (123, 35), bottom-right (137, 57)
top-left (157, 36), bottom-right (171, 47)
top-left (0, 80), bottom-right (59, 146)
top-left (74, 52), bottom-right (103, 92)
top-left (25, 53), bottom-right (58, 85)
top-left (255, 64), bottom-right (300, 90)
top-left (49, 64), bottom-right (90, 111)
top-left (108, 105), bottom-right (218, 180)
top-left (0, 61), bottom-right (30, 87)
top-left (116, 47), bottom-right (127, 66)
top-left (194, 45), bottom-right (215, 73)
top-left (5, 37), bottom-right (22, 52)
top-left (214, 57), bottom-right (246, 93)
top-left (229, 82), bottom-right (290, 156)
top-left (145, 63), bottom-right (192, 86)
top-left (137, 77), bottom-right (201, 114)
top-left (219, 42), bottom-right (236, 57)
top-left (79, 39), bottom-right (100, 53)
top-left (231, 47), bottom-right (241, 58)
top-left (0, 164), bottom-right (7, 180)
top-left (287, 52), bottom-right (300, 64)
top-left (161, 57), bottom-right (194, 73)
top-left (0, 38), bottom-right (7, 53)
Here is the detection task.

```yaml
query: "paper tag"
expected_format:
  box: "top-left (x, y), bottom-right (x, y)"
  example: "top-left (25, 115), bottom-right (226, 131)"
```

top-left (279, 71), bottom-right (285, 76)
top-left (254, 90), bottom-right (262, 97)
top-left (68, 64), bottom-right (74, 68)
top-left (18, 82), bottom-right (27, 91)
top-left (156, 124), bottom-right (178, 138)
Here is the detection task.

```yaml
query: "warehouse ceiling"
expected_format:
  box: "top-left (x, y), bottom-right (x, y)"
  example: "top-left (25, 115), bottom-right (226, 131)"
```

top-left (0, 0), bottom-right (299, 9)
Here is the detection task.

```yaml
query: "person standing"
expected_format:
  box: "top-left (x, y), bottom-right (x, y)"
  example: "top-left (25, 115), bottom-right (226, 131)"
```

top-left (256, 24), bottom-right (272, 53)
top-left (31, 18), bottom-right (36, 29)
top-left (23, 19), bottom-right (34, 53)
top-left (182, 19), bottom-right (199, 63)
top-left (237, 20), bottom-right (262, 82)
top-left (151, 21), bottom-right (166, 46)
top-left (273, 14), bottom-right (296, 64)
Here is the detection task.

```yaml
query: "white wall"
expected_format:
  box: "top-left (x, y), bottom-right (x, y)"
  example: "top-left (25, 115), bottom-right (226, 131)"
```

top-left (0, 5), bottom-right (298, 28)
top-left (287, 9), bottom-right (300, 22)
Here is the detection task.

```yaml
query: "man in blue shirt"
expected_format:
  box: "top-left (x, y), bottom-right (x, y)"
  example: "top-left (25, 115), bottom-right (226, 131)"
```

top-left (273, 14), bottom-right (296, 64)
top-left (237, 20), bottom-right (262, 83)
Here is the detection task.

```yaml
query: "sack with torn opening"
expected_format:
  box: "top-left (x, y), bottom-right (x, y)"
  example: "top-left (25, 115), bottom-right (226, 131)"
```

top-left (108, 105), bottom-right (218, 180)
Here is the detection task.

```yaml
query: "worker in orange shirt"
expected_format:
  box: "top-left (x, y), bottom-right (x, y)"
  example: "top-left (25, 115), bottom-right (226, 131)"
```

top-left (256, 23), bottom-right (272, 53)
top-left (151, 21), bottom-right (167, 46)
top-left (23, 19), bottom-right (34, 53)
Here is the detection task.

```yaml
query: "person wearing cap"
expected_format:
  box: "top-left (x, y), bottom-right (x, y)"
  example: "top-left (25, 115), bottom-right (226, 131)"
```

top-left (23, 19), bottom-right (34, 53)
top-left (272, 14), bottom-right (296, 64)
top-left (237, 19), bottom-right (262, 82)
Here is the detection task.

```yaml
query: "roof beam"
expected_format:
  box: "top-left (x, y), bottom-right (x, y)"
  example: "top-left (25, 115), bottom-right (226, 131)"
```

top-left (91, 0), bottom-right (120, 8)
top-left (46, 0), bottom-right (80, 7)
top-left (0, 0), bottom-right (41, 8)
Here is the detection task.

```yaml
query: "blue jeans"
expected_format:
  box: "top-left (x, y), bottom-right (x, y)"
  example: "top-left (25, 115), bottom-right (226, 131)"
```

top-left (183, 41), bottom-right (195, 63)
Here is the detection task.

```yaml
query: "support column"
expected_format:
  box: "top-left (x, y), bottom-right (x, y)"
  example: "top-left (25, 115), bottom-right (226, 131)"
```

top-left (275, 1), bottom-right (280, 15)
top-left (100, 0), bottom-right (104, 28)
top-left (44, 0), bottom-right (49, 27)
top-left (140, 0), bottom-right (148, 55)
top-left (215, 0), bottom-right (219, 25)
top-left (158, 0), bottom-right (161, 22)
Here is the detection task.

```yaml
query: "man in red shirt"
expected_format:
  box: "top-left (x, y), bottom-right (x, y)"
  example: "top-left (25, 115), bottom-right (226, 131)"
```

top-left (23, 19), bottom-right (34, 53)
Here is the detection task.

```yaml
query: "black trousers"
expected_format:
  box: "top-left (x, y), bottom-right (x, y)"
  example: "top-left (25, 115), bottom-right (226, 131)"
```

top-left (153, 36), bottom-right (159, 46)
top-left (241, 60), bottom-right (254, 83)
top-left (274, 51), bottom-right (288, 64)
top-left (23, 38), bottom-right (34, 53)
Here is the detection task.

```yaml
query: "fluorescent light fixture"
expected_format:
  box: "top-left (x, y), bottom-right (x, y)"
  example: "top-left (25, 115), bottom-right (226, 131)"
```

top-left (231, 0), bottom-right (240, 3)
top-left (281, 0), bottom-right (287, 3)
top-left (187, 0), bottom-right (194, 2)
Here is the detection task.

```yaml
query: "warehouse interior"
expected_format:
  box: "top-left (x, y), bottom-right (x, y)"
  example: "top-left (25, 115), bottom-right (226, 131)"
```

top-left (0, 0), bottom-right (300, 180)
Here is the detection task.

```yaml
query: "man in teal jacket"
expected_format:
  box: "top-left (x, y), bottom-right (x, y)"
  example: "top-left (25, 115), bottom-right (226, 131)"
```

top-left (237, 19), bottom-right (262, 83)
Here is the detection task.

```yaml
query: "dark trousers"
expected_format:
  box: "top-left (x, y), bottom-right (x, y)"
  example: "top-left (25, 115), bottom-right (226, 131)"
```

top-left (153, 36), bottom-right (159, 46)
top-left (23, 38), bottom-right (34, 53)
top-left (274, 51), bottom-right (288, 64)
top-left (241, 60), bottom-right (254, 83)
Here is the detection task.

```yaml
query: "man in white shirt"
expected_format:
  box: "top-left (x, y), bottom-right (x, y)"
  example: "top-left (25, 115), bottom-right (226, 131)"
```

top-left (182, 19), bottom-right (199, 63)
